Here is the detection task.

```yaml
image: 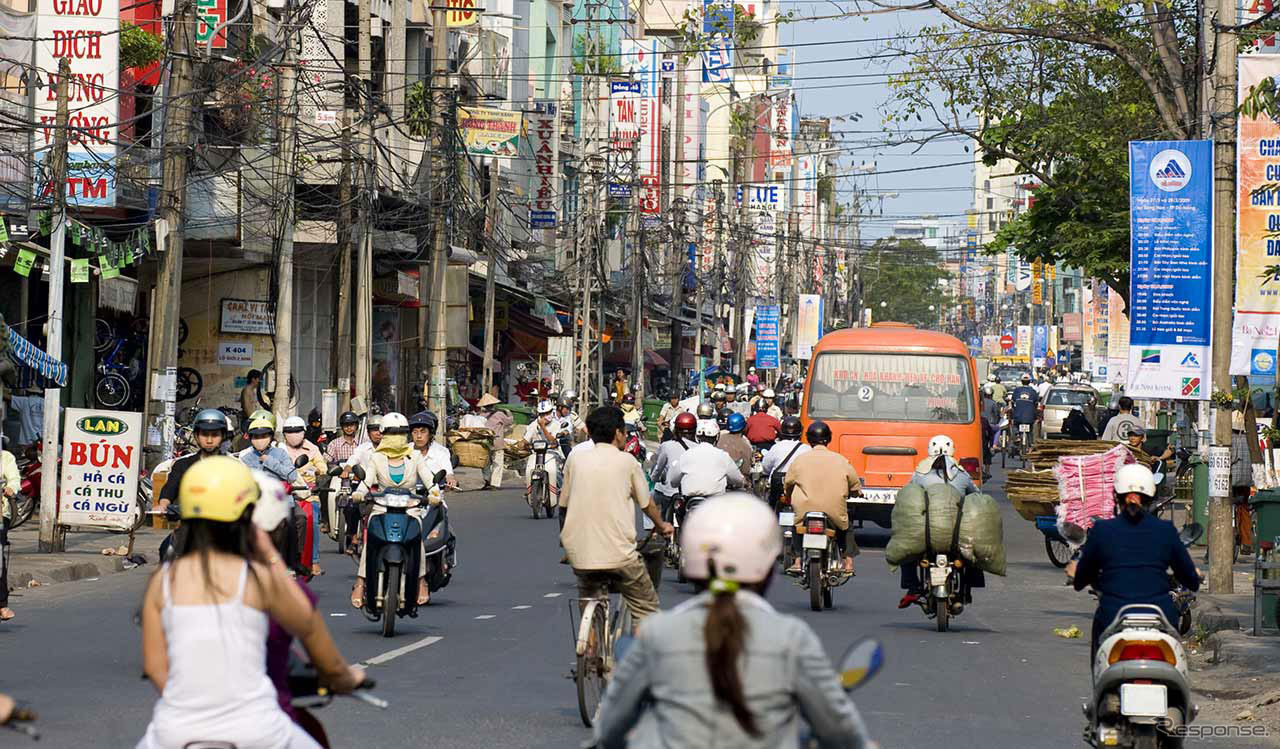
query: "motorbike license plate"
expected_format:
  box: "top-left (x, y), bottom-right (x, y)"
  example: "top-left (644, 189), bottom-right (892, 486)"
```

top-left (854, 488), bottom-right (896, 504)
top-left (802, 533), bottom-right (828, 550)
top-left (928, 566), bottom-right (948, 587)
top-left (1119, 684), bottom-right (1167, 718)
top-left (1019, 423), bottom-right (1031, 433)
top-left (778, 511), bottom-right (795, 526)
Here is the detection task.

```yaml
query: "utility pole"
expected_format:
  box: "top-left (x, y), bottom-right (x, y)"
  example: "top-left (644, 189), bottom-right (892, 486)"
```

top-left (334, 110), bottom-right (354, 412)
top-left (426, 3), bottom-right (452, 438)
top-left (37, 57), bottom-right (69, 552)
top-left (1206, 0), bottom-right (1236, 593)
top-left (272, 31), bottom-right (299, 427)
top-left (733, 97), bottom-right (755, 378)
top-left (630, 141), bottom-right (645, 400)
top-left (668, 63), bottom-right (686, 389)
top-left (353, 0), bottom-right (374, 412)
top-left (482, 159), bottom-right (500, 395)
top-left (712, 181), bottom-right (724, 367)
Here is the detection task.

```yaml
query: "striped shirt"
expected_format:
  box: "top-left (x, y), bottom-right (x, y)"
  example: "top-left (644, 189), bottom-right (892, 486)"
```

top-left (325, 435), bottom-right (360, 465)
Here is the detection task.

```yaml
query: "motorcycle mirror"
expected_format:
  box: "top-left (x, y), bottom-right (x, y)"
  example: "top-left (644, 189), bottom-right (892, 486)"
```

top-left (327, 464), bottom-right (344, 477)
top-left (351, 466), bottom-right (366, 482)
top-left (294, 455), bottom-right (310, 468)
top-left (836, 638), bottom-right (884, 691)
top-left (433, 469), bottom-right (447, 486)
top-left (1061, 522), bottom-right (1087, 544)
top-left (1179, 522), bottom-right (1205, 547)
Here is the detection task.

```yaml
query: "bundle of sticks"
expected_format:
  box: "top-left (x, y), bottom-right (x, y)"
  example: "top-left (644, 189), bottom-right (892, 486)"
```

top-left (1024, 440), bottom-right (1155, 468)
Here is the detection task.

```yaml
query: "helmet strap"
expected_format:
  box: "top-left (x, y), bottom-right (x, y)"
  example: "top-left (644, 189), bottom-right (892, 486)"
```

top-left (709, 578), bottom-right (739, 594)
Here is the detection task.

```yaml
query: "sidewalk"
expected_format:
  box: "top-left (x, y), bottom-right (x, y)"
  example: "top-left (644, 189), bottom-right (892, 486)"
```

top-left (6, 523), bottom-right (167, 590)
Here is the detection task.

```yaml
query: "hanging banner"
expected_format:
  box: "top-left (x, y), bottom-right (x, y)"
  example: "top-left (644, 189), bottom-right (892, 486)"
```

top-left (1032, 324), bottom-right (1048, 368)
top-left (1031, 259), bottom-right (1044, 304)
top-left (701, 0), bottom-right (734, 84)
top-left (35, 0), bottom-right (120, 206)
top-left (793, 294), bottom-right (823, 360)
top-left (608, 80), bottom-right (640, 197)
top-left (622, 38), bottom-right (662, 218)
top-left (1107, 287), bottom-right (1128, 385)
top-left (1233, 55), bottom-right (1280, 382)
top-left (797, 154), bottom-right (816, 238)
top-left (1016, 325), bottom-right (1031, 359)
top-left (446, 0), bottom-right (479, 26)
top-left (456, 106), bottom-right (522, 158)
top-left (58, 408), bottom-right (142, 530)
top-left (527, 103), bottom-right (558, 228)
top-left (770, 90), bottom-right (792, 167)
top-left (1127, 140), bottom-right (1213, 399)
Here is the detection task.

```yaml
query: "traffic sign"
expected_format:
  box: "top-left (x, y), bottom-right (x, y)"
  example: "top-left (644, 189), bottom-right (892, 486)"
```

top-left (999, 334), bottom-right (1014, 350)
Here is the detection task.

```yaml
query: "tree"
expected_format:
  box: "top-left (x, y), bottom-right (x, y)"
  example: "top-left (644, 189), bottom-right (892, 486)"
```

top-left (860, 239), bottom-right (952, 327)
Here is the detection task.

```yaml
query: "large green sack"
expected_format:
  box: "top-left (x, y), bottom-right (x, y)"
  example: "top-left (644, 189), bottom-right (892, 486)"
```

top-left (956, 492), bottom-right (1007, 576)
top-left (885, 483), bottom-right (962, 565)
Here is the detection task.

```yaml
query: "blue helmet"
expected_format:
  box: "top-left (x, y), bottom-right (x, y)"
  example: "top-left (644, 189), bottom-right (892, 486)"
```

top-left (727, 412), bottom-right (747, 434)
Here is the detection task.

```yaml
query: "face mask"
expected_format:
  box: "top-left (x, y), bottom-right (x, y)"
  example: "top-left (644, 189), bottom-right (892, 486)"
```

top-left (1120, 496), bottom-right (1147, 523)
top-left (251, 437), bottom-right (272, 452)
top-left (284, 432), bottom-right (304, 448)
top-left (377, 434), bottom-right (411, 458)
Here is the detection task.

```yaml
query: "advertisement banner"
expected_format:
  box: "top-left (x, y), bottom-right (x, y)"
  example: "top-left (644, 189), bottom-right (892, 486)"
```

top-left (755, 305), bottom-right (780, 369)
top-left (527, 103), bottom-right (558, 228)
top-left (702, 0), bottom-right (733, 83)
top-left (1062, 312), bottom-right (1082, 342)
top-left (195, 0), bottom-right (228, 48)
top-left (982, 335), bottom-right (999, 356)
top-left (1233, 55), bottom-right (1280, 381)
top-left (1032, 325), bottom-right (1048, 368)
top-left (446, 0), bottom-right (479, 26)
top-left (608, 81), bottom-right (640, 197)
top-left (546, 336), bottom-right (575, 393)
top-left (797, 154), bottom-right (816, 238)
top-left (1107, 286), bottom-right (1128, 385)
top-left (1127, 140), bottom-right (1214, 399)
top-left (35, 0), bottom-right (120, 206)
top-left (622, 38), bottom-right (662, 217)
top-left (457, 106), bottom-right (522, 158)
top-left (1016, 325), bottom-right (1031, 358)
top-left (793, 294), bottom-right (823, 360)
top-left (770, 90), bottom-right (792, 166)
top-left (58, 408), bottom-right (142, 530)
top-left (1015, 260), bottom-right (1032, 291)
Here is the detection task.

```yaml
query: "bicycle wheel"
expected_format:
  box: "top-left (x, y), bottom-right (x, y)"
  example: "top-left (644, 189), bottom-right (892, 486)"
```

top-left (1045, 536), bottom-right (1072, 568)
top-left (257, 360), bottom-right (297, 409)
top-left (175, 367), bottom-right (203, 402)
top-left (95, 372), bottom-right (131, 408)
top-left (94, 318), bottom-right (114, 351)
top-left (576, 602), bottom-right (608, 727)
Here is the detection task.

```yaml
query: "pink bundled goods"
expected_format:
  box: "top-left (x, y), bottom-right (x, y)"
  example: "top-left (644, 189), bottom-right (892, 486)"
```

top-left (1053, 444), bottom-right (1135, 532)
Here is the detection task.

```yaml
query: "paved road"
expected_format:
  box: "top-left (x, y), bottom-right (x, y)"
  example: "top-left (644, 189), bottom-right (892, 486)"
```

top-left (0, 465), bottom-right (1246, 747)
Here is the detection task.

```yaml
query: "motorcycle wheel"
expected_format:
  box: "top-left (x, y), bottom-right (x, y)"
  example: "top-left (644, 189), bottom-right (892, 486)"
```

top-left (529, 478), bottom-right (543, 519)
top-left (335, 508), bottom-right (346, 554)
top-left (381, 563), bottom-right (400, 638)
top-left (822, 586), bottom-right (833, 610)
top-left (1045, 536), bottom-right (1072, 568)
top-left (674, 526), bottom-right (687, 583)
top-left (808, 559), bottom-right (823, 612)
top-left (9, 492), bottom-right (36, 529)
top-left (935, 597), bottom-right (950, 632)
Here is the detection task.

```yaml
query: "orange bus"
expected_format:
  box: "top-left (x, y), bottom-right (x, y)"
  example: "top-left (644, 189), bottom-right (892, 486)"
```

top-left (801, 323), bottom-right (983, 528)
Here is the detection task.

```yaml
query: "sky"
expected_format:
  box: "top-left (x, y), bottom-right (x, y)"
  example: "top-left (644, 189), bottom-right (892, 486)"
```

top-left (781, 2), bottom-right (975, 239)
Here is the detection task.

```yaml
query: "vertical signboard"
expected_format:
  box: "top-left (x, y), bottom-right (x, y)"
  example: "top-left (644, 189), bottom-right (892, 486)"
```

top-left (793, 293), bottom-right (823, 360)
top-left (546, 336), bottom-right (575, 393)
top-left (622, 38), bottom-right (662, 220)
top-left (1127, 140), bottom-right (1213, 399)
top-left (35, 0), bottom-right (120, 206)
top-left (770, 90), bottom-right (792, 166)
top-left (754, 305), bottom-right (780, 368)
top-left (527, 103), bottom-right (558, 228)
top-left (446, 0), bottom-right (479, 26)
top-left (59, 408), bottom-right (141, 530)
top-left (1016, 325), bottom-right (1031, 359)
top-left (1032, 324), bottom-right (1048, 368)
top-left (1107, 287), bottom-right (1128, 384)
top-left (702, 0), bottom-right (734, 84)
top-left (608, 81), bottom-right (640, 197)
top-left (1233, 55), bottom-right (1280, 383)
top-left (1031, 259), bottom-right (1044, 304)
top-left (195, 0), bottom-right (229, 48)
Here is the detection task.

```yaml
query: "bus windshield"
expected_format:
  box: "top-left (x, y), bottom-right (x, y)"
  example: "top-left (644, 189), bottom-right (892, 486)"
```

top-left (808, 352), bottom-right (975, 424)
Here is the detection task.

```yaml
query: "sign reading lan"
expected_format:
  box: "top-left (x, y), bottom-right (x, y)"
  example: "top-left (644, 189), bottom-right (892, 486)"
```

top-left (59, 408), bottom-right (142, 530)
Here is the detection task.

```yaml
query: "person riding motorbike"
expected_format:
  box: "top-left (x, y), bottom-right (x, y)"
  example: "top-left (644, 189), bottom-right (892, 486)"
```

top-left (409, 411), bottom-right (457, 488)
top-left (1009, 373), bottom-right (1040, 446)
top-left (717, 412), bottom-right (753, 475)
top-left (657, 391), bottom-right (683, 442)
top-left (762, 416), bottom-right (811, 510)
top-left (523, 400), bottom-right (565, 507)
top-left (896, 435), bottom-right (983, 609)
top-left (744, 400), bottom-right (782, 451)
top-left (668, 420), bottom-right (747, 503)
top-left (590, 493), bottom-right (873, 749)
top-left (238, 417), bottom-right (299, 485)
top-left (760, 388), bottom-right (784, 420)
top-left (1072, 464), bottom-right (1201, 661)
top-left (621, 393), bottom-right (644, 428)
top-left (784, 421), bottom-right (862, 574)
top-left (282, 415), bottom-right (328, 577)
top-left (985, 373), bottom-right (1006, 404)
top-left (556, 398), bottom-right (587, 453)
top-left (1062, 407), bottom-right (1099, 440)
top-left (157, 408), bottom-right (232, 512)
top-left (350, 412), bottom-right (445, 609)
top-left (651, 413), bottom-right (697, 520)
top-left (136, 457), bottom-right (365, 749)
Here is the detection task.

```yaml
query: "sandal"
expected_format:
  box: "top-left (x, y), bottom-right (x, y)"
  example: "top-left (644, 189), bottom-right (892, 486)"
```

top-left (0, 608), bottom-right (14, 621)
top-left (350, 580), bottom-right (365, 609)
top-left (311, 564), bottom-right (325, 577)
top-left (417, 580), bottom-right (430, 606)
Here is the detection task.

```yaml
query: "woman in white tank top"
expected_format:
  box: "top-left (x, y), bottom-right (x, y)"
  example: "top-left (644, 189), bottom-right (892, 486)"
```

top-left (136, 456), bottom-right (364, 749)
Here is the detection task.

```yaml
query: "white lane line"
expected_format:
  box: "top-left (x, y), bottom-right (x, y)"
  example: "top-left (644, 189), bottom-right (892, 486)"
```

top-left (511, 605), bottom-right (532, 610)
top-left (361, 636), bottom-right (443, 666)
top-left (329, 613), bottom-right (347, 617)
top-left (475, 614), bottom-right (496, 620)
top-left (543, 593), bottom-right (562, 598)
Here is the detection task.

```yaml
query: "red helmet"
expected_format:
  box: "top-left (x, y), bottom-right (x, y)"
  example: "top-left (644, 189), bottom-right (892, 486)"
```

top-left (674, 412), bottom-right (697, 435)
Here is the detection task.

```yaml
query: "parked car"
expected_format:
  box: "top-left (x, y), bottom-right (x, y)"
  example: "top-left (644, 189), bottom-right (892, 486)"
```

top-left (1041, 384), bottom-right (1099, 438)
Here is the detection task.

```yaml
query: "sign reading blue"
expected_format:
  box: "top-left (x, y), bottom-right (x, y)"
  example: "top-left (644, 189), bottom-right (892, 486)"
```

top-left (1126, 140), bottom-right (1214, 400)
top-left (755, 305), bottom-right (781, 369)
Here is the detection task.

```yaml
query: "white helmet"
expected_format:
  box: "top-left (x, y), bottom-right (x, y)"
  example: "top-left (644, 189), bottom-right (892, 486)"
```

top-left (380, 411), bottom-right (409, 432)
top-left (563, 389), bottom-right (578, 402)
top-left (927, 434), bottom-right (955, 458)
top-left (1113, 463), bottom-right (1157, 499)
top-left (536, 399), bottom-right (555, 415)
top-left (1020, 373), bottom-right (1032, 384)
top-left (735, 383), bottom-right (749, 394)
top-left (282, 415), bottom-right (306, 432)
top-left (762, 388), bottom-right (775, 398)
top-left (250, 469), bottom-right (292, 532)
top-left (987, 373), bottom-right (998, 382)
top-left (696, 419), bottom-right (720, 439)
top-left (680, 493), bottom-right (781, 583)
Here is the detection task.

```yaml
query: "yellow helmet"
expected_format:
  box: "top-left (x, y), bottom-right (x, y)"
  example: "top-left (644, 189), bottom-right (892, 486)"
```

top-left (247, 409), bottom-right (274, 428)
top-left (178, 456), bottom-right (260, 522)
top-left (247, 417), bottom-right (275, 436)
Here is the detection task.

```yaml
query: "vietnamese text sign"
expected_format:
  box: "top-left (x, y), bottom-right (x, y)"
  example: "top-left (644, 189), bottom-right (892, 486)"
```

top-left (58, 408), bottom-right (141, 530)
top-left (770, 90), bottom-right (792, 166)
top-left (216, 340), bottom-right (253, 366)
top-left (220, 298), bottom-right (275, 335)
top-left (457, 106), bottom-right (522, 158)
top-left (702, 0), bottom-right (734, 83)
top-left (1016, 325), bottom-right (1031, 358)
top-left (1127, 140), bottom-right (1213, 399)
top-left (755, 305), bottom-right (780, 369)
top-left (608, 81), bottom-right (639, 197)
top-left (622, 39), bottom-right (662, 217)
top-left (1032, 325), bottom-right (1048, 368)
top-left (793, 294), bottom-right (823, 360)
top-left (1107, 286), bottom-right (1128, 384)
top-left (195, 0), bottom-right (228, 48)
top-left (446, 0), bottom-right (478, 26)
top-left (1233, 55), bottom-right (1280, 382)
top-left (527, 103), bottom-right (559, 228)
top-left (35, 0), bottom-right (120, 206)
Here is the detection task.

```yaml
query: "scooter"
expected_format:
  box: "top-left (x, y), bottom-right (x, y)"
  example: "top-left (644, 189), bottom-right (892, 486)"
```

top-left (623, 423), bottom-right (646, 463)
top-left (1085, 604), bottom-right (1195, 748)
top-left (320, 465), bottom-right (359, 554)
top-left (914, 550), bottom-right (969, 632)
top-left (527, 440), bottom-right (555, 519)
top-left (664, 492), bottom-right (707, 584)
top-left (419, 471), bottom-right (455, 597)
top-left (782, 495), bottom-right (858, 612)
top-left (287, 663), bottom-right (385, 748)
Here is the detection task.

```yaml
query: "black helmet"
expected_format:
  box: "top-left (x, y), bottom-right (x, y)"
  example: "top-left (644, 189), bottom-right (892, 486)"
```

top-left (192, 408), bottom-right (230, 434)
top-left (805, 420), bottom-right (832, 446)
top-left (409, 410), bottom-right (438, 434)
top-left (780, 415), bottom-right (802, 439)
top-left (339, 411), bottom-right (360, 426)
top-left (716, 408), bottom-right (731, 429)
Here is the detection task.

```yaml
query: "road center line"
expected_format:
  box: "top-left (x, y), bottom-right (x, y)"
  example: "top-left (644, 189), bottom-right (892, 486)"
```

top-left (475, 614), bottom-right (496, 620)
top-left (512, 605), bottom-right (531, 610)
top-left (543, 593), bottom-right (561, 598)
top-left (361, 636), bottom-right (443, 666)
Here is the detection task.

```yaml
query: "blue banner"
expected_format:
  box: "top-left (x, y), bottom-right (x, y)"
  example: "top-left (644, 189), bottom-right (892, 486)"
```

top-left (1032, 325), bottom-right (1048, 367)
top-left (702, 0), bottom-right (734, 83)
top-left (755, 305), bottom-right (781, 369)
top-left (1127, 140), bottom-right (1214, 400)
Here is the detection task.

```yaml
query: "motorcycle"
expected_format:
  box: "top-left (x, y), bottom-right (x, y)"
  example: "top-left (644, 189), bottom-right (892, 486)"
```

top-left (1085, 603), bottom-right (1195, 748)
top-left (527, 440), bottom-right (555, 519)
top-left (663, 492), bottom-right (708, 584)
top-left (320, 465), bottom-right (359, 554)
top-left (913, 550), bottom-right (970, 632)
top-left (623, 423), bottom-right (646, 463)
top-left (785, 505), bottom-right (856, 612)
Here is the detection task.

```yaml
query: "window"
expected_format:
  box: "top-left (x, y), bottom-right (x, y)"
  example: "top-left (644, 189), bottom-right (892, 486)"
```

top-left (986, 197), bottom-right (993, 210)
top-left (1046, 389), bottom-right (1095, 407)
top-left (808, 352), bottom-right (974, 424)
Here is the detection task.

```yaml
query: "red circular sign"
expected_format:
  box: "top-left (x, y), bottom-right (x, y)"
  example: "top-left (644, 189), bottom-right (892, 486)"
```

top-left (999, 335), bottom-right (1015, 350)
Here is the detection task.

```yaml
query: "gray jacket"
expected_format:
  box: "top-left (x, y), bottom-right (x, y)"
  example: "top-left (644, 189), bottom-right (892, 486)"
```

top-left (592, 591), bottom-right (871, 749)
top-left (907, 457), bottom-right (978, 496)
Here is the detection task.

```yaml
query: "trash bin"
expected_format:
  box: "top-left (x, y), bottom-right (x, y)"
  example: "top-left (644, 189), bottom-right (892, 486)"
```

top-left (1250, 490), bottom-right (1280, 627)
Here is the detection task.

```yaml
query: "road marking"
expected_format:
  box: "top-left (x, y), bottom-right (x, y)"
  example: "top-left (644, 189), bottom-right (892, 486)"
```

top-left (543, 593), bottom-right (561, 598)
top-left (329, 613), bottom-right (347, 617)
top-left (475, 614), bottom-right (496, 620)
top-left (512, 605), bottom-right (531, 610)
top-left (361, 636), bottom-right (443, 666)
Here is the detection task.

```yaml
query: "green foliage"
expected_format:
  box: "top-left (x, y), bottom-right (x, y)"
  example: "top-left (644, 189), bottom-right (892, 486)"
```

top-left (674, 3), bottom-right (762, 62)
top-left (406, 81), bottom-right (430, 137)
top-left (120, 21), bottom-right (164, 70)
top-left (860, 239), bottom-right (953, 328)
top-left (570, 34), bottom-right (623, 75)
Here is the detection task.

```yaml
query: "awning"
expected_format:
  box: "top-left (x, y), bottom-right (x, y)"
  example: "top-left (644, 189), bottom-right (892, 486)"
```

top-left (5, 326), bottom-right (67, 387)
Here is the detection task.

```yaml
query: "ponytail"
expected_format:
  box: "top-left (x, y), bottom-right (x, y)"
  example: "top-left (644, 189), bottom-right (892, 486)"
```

top-left (704, 583), bottom-right (760, 737)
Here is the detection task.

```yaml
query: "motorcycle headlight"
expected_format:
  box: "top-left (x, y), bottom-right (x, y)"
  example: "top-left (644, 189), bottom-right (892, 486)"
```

top-left (380, 493), bottom-right (413, 508)
top-left (532, 440), bottom-right (548, 451)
